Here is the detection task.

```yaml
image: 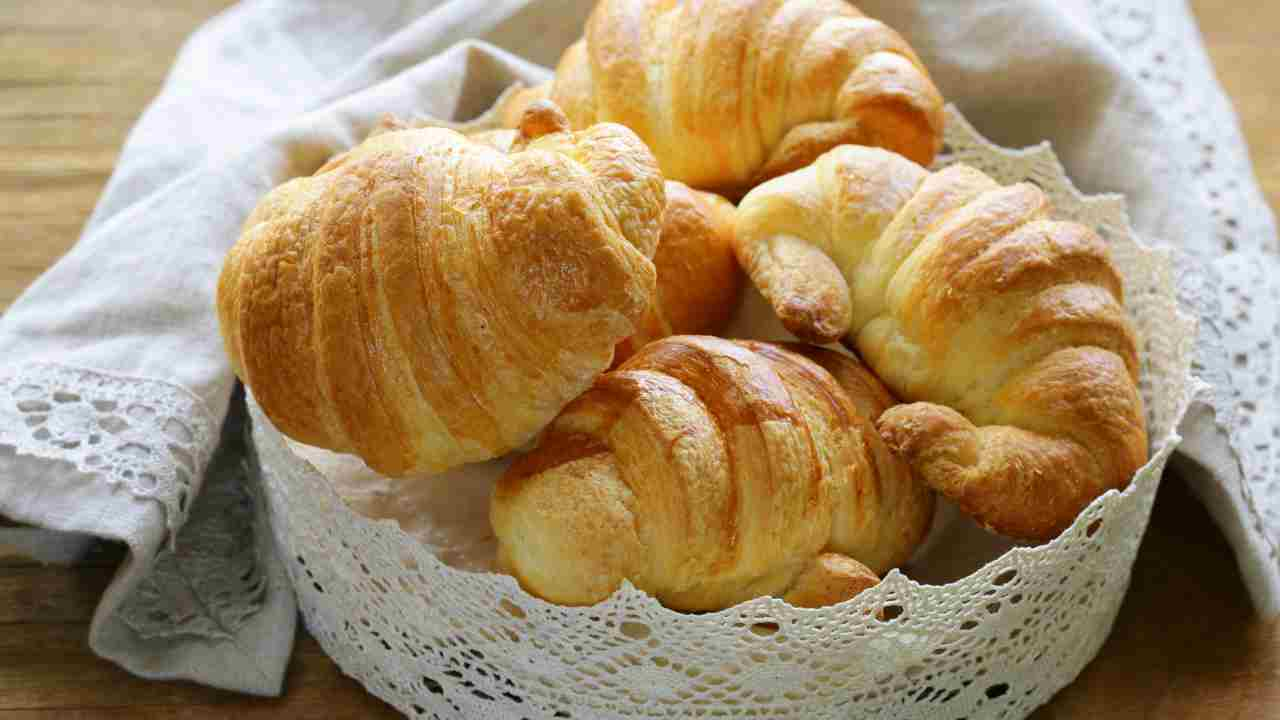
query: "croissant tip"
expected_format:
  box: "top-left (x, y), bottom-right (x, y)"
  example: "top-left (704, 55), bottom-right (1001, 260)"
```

top-left (779, 306), bottom-right (847, 346)
top-left (516, 99), bottom-right (571, 143)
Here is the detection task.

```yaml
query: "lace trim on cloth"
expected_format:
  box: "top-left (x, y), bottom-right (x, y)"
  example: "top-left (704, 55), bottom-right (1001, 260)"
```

top-left (0, 364), bottom-right (268, 641)
top-left (250, 107), bottom-right (1200, 719)
top-left (1086, 0), bottom-right (1280, 580)
top-left (0, 363), bottom-right (215, 533)
top-left (117, 397), bottom-right (269, 640)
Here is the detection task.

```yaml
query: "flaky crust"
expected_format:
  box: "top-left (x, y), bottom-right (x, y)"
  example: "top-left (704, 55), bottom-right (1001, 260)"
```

top-left (498, 0), bottom-right (944, 197)
top-left (734, 146), bottom-right (1148, 541)
top-left (217, 103), bottom-right (665, 477)
top-left (490, 336), bottom-right (934, 610)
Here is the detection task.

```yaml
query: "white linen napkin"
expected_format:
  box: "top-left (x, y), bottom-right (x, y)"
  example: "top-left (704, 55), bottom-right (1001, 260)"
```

top-left (0, 0), bottom-right (1274, 696)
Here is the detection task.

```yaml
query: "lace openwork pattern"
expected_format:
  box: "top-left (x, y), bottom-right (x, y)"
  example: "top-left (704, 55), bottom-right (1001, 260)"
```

top-left (0, 363), bottom-right (215, 533)
top-left (250, 107), bottom-right (1198, 719)
top-left (117, 400), bottom-right (269, 640)
top-left (1086, 0), bottom-right (1280, 572)
top-left (0, 364), bottom-right (270, 641)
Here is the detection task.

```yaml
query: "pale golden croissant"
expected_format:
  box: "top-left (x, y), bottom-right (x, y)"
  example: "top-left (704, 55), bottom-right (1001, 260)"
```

top-left (371, 115), bottom-right (744, 366)
top-left (734, 146), bottom-right (1148, 541)
top-left (217, 102), bottom-right (665, 477)
top-left (490, 336), bottom-right (935, 610)
top-left (498, 0), bottom-right (945, 197)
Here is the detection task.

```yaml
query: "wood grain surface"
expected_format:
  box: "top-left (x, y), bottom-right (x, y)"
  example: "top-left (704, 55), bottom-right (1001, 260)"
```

top-left (0, 1), bottom-right (1277, 718)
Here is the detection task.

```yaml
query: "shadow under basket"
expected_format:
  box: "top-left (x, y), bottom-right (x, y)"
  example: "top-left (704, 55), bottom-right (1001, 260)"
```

top-left (245, 106), bottom-right (1198, 720)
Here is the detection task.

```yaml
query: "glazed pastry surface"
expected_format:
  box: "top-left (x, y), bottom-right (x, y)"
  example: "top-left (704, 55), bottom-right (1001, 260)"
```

top-left (491, 336), bottom-right (934, 610)
top-left (218, 103), bottom-right (664, 477)
top-left (500, 0), bottom-right (945, 197)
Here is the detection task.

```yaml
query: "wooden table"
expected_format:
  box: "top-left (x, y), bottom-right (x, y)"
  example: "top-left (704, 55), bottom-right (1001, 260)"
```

top-left (0, 1), bottom-right (1276, 717)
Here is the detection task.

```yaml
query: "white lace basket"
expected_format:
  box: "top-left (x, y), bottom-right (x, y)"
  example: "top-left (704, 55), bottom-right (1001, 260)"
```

top-left (247, 107), bottom-right (1198, 720)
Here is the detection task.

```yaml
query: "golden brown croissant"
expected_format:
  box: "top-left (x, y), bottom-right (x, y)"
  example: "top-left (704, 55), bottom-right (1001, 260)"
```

top-left (218, 103), bottom-right (665, 477)
top-left (499, 0), bottom-right (945, 197)
top-left (490, 336), bottom-right (935, 610)
top-left (734, 146), bottom-right (1148, 541)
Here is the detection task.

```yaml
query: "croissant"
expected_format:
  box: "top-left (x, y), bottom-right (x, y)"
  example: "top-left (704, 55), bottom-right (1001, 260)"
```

top-left (490, 336), bottom-right (935, 610)
top-left (613, 182), bottom-right (742, 364)
top-left (734, 146), bottom-right (1148, 541)
top-left (499, 0), bottom-right (945, 197)
top-left (217, 102), bottom-right (665, 477)
top-left (370, 114), bottom-right (744, 366)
